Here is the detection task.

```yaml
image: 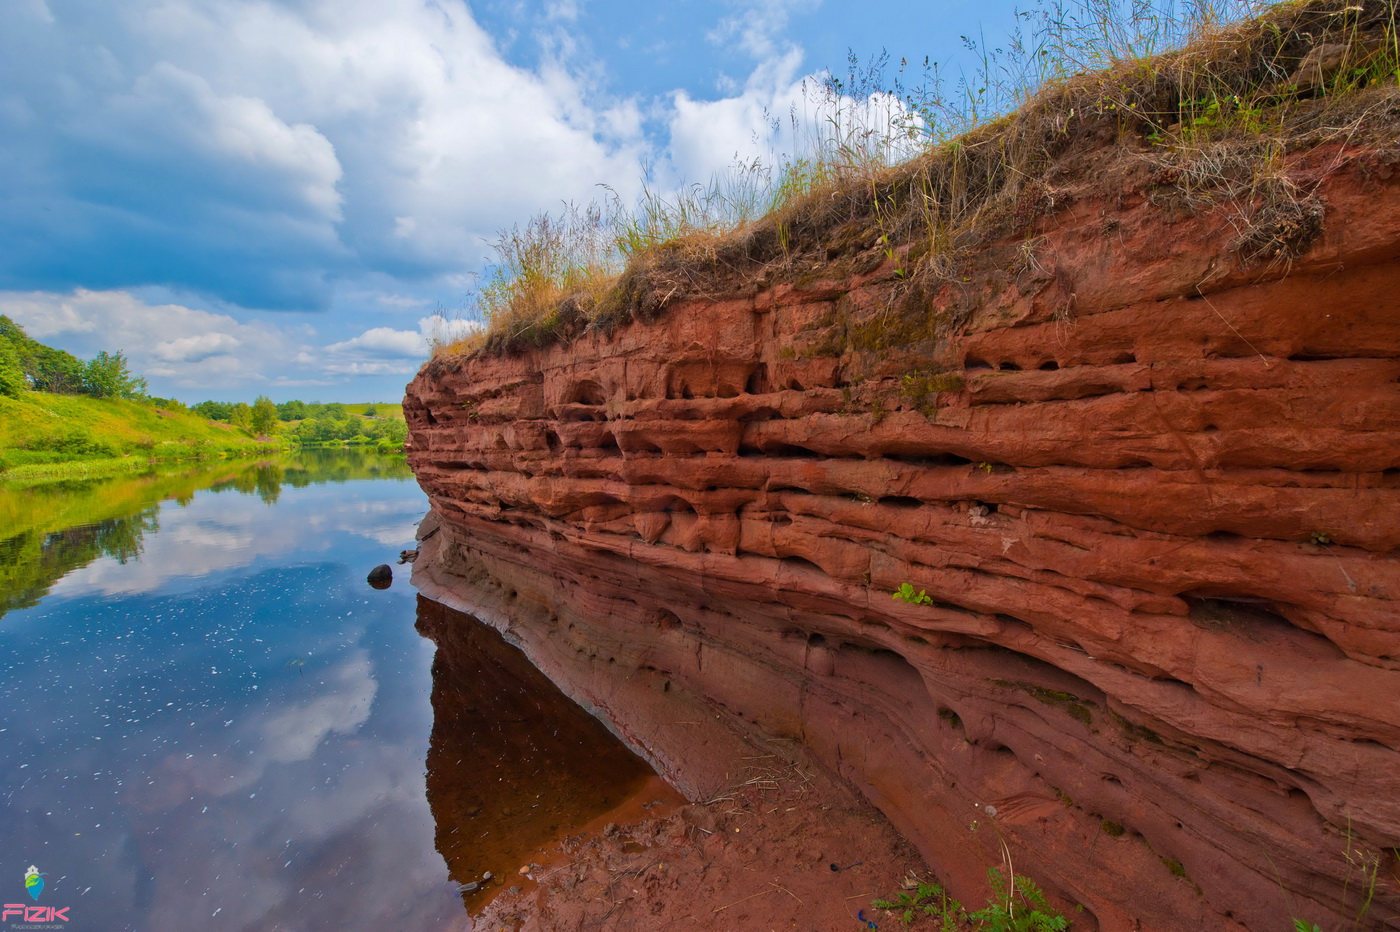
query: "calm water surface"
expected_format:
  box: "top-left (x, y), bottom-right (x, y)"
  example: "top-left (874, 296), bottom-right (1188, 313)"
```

top-left (0, 451), bottom-right (660, 931)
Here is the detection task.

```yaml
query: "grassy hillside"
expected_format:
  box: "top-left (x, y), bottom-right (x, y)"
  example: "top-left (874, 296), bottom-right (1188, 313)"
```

top-left (0, 392), bottom-right (280, 482)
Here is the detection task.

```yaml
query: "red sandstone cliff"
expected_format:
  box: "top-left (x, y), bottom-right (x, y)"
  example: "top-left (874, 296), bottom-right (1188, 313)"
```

top-left (405, 24), bottom-right (1400, 929)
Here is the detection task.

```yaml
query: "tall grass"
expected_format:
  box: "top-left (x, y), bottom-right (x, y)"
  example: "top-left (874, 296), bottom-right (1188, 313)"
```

top-left (443, 0), bottom-right (1398, 358)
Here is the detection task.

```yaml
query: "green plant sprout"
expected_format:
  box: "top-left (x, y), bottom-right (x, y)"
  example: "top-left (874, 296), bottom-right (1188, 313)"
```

top-left (872, 881), bottom-right (963, 929)
top-left (892, 582), bottom-right (934, 605)
top-left (872, 867), bottom-right (1070, 930)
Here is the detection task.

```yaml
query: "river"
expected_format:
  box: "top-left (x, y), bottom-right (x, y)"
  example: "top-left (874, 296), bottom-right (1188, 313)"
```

top-left (0, 450), bottom-right (661, 931)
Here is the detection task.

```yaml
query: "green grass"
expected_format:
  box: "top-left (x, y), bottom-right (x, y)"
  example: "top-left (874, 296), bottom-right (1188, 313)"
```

top-left (872, 867), bottom-right (1070, 930)
top-left (0, 392), bottom-right (283, 482)
top-left (338, 402), bottom-right (404, 418)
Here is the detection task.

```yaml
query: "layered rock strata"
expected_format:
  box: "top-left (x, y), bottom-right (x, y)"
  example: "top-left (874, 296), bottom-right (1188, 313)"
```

top-left (406, 135), bottom-right (1400, 930)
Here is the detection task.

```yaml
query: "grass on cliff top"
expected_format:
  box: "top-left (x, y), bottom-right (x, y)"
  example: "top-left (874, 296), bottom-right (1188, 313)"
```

top-left (435, 0), bottom-right (1400, 361)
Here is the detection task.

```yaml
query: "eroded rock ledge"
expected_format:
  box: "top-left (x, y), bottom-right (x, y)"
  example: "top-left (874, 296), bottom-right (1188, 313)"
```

top-left (405, 136), bottom-right (1400, 930)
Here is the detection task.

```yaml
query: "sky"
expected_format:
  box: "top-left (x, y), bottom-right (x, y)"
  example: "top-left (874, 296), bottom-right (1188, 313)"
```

top-left (0, 0), bottom-right (1024, 403)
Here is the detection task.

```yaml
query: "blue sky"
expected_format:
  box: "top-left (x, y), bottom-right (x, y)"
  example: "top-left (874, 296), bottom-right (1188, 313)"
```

top-left (0, 0), bottom-right (1025, 403)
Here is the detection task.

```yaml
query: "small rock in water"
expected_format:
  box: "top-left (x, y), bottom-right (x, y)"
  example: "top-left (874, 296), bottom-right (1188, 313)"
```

top-left (461, 881), bottom-right (479, 893)
top-left (367, 564), bottom-right (392, 589)
top-left (398, 548), bottom-right (419, 564)
top-left (482, 872), bottom-right (493, 882)
top-left (518, 865), bottom-right (531, 876)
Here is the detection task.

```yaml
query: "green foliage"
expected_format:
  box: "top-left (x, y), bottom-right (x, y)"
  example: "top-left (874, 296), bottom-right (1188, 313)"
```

top-left (0, 314), bottom-right (84, 393)
top-left (193, 400), bottom-right (234, 421)
top-left (250, 395), bottom-right (279, 436)
top-left (967, 869), bottom-right (1070, 932)
top-left (872, 881), bottom-right (962, 929)
top-left (229, 402), bottom-right (253, 430)
top-left (276, 399), bottom-right (307, 421)
top-left (0, 334), bottom-right (25, 397)
top-left (22, 424), bottom-right (120, 459)
top-left (873, 868), bottom-right (1070, 930)
top-left (1292, 921), bottom-right (1322, 932)
top-left (892, 582), bottom-right (934, 605)
top-left (83, 350), bottom-right (148, 399)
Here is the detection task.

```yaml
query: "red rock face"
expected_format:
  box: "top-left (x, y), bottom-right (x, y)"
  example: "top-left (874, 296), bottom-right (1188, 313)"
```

top-left (405, 140), bottom-right (1400, 930)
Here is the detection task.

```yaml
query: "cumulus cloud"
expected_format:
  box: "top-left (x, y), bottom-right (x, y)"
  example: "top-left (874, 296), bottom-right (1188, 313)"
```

top-left (666, 51), bottom-right (919, 188)
top-left (0, 0), bottom-right (647, 310)
top-left (0, 288), bottom-right (303, 389)
top-left (710, 0), bottom-right (820, 60)
top-left (326, 327), bottom-right (426, 360)
top-left (323, 314), bottom-right (482, 375)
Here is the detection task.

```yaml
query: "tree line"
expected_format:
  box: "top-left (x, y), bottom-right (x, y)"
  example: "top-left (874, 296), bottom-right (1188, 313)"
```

top-left (0, 315), bottom-right (148, 400)
top-left (1, 315), bottom-right (407, 451)
top-left (191, 398), bottom-right (408, 446)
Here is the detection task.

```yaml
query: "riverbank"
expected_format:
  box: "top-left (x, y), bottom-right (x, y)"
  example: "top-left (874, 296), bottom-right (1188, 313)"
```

top-left (477, 744), bottom-right (926, 931)
top-left (0, 392), bottom-right (410, 485)
top-left (0, 391), bottom-right (279, 479)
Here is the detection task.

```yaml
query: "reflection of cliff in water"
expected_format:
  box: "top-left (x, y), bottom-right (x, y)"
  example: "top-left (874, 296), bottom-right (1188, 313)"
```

top-left (416, 596), bottom-right (661, 911)
top-left (0, 450), bottom-right (413, 621)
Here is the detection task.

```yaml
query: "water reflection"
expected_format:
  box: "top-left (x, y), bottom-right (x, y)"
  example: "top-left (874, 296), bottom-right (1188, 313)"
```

top-left (417, 597), bottom-right (675, 911)
top-left (0, 451), bottom-right (468, 931)
top-left (0, 450), bottom-right (414, 622)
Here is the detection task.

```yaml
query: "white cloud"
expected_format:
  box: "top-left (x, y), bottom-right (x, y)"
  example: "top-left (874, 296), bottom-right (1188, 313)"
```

top-left (260, 652), bottom-right (378, 763)
top-left (710, 0), bottom-right (820, 60)
top-left (324, 314), bottom-right (482, 375)
top-left (0, 0), bottom-right (649, 308)
top-left (666, 50), bottom-right (922, 187)
top-left (326, 327), bottom-right (425, 359)
top-left (152, 332), bottom-right (242, 363)
top-left (0, 288), bottom-right (304, 390)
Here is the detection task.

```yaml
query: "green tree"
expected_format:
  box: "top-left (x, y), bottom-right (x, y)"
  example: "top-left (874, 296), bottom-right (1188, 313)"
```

top-left (229, 402), bottom-right (253, 430)
top-left (363, 404), bottom-right (378, 417)
top-left (193, 400), bottom-right (233, 421)
top-left (83, 350), bottom-right (148, 399)
top-left (380, 418), bottom-right (408, 446)
top-left (276, 399), bottom-right (307, 421)
top-left (0, 315), bottom-right (85, 393)
top-left (0, 334), bottom-right (26, 397)
top-left (250, 395), bottom-right (278, 436)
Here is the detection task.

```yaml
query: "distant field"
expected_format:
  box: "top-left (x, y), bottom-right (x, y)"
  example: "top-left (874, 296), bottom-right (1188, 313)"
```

top-left (340, 402), bottom-right (404, 418)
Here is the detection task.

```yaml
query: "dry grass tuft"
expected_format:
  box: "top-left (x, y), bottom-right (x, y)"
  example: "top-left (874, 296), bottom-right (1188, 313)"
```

top-left (437, 0), bottom-right (1399, 361)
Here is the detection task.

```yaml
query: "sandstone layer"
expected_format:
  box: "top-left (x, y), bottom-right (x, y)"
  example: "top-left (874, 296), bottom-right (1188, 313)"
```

top-left (406, 118), bottom-right (1400, 928)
